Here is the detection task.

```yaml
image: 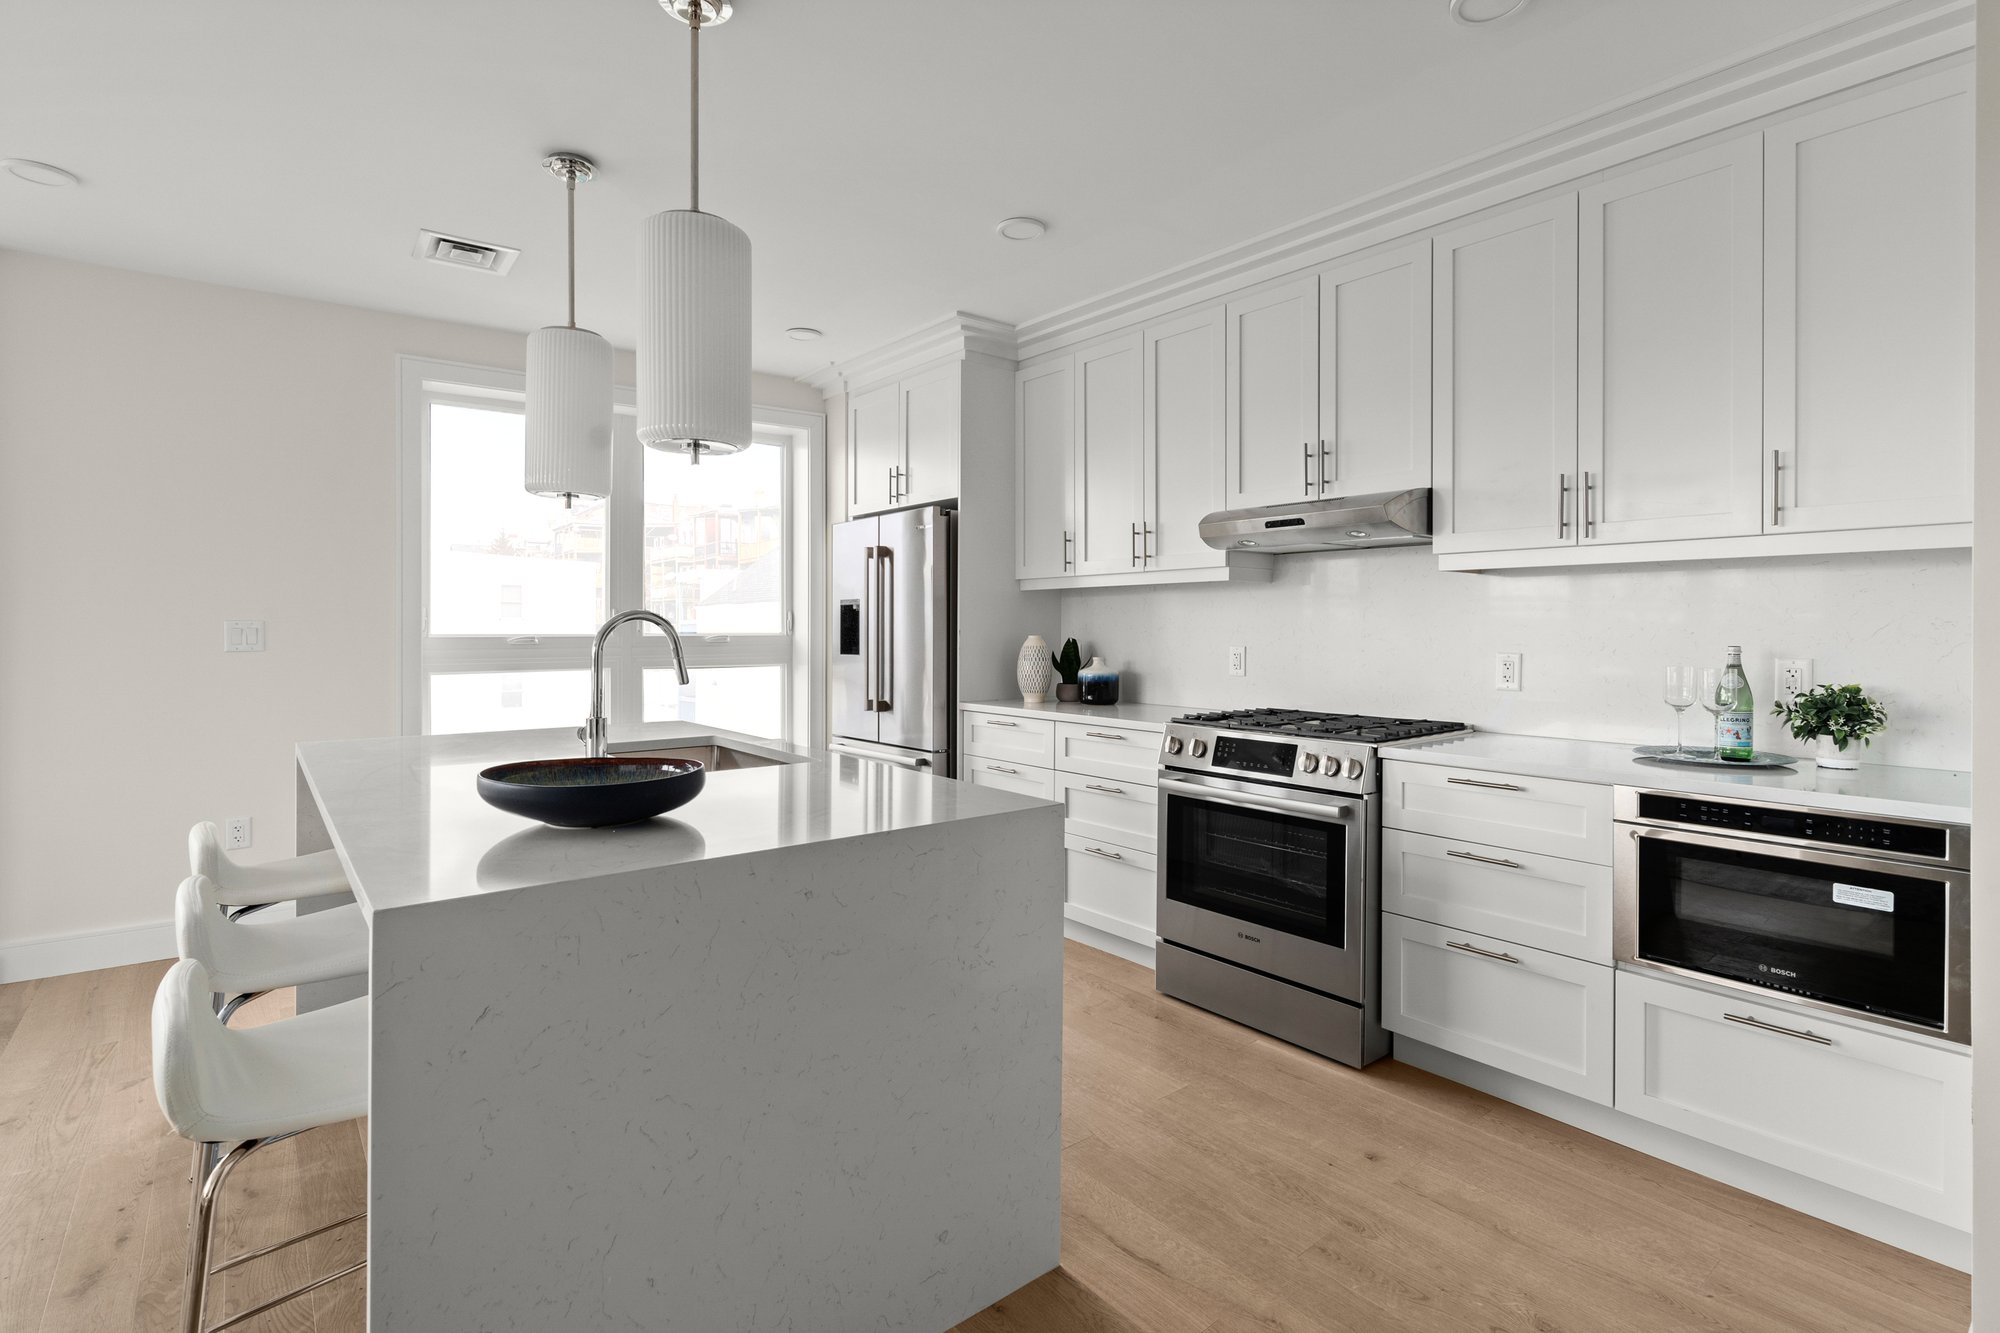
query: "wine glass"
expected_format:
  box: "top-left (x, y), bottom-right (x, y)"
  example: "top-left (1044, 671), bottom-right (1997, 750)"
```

top-left (1697, 666), bottom-right (1727, 759)
top-left (1663, 665), bottom-right (1696, 756)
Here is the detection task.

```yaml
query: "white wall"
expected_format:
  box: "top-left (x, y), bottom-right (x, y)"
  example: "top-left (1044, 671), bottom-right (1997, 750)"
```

top-left (1061, 546), bottom-right (1970, 771)
top-left (0, 249), bottom-right (820, 975)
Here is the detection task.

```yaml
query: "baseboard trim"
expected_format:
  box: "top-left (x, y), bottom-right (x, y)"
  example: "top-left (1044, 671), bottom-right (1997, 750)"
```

top-left (1063, 919), bottom-right (1155, 970)
top-left (0, 919), bottom-right (177, 984)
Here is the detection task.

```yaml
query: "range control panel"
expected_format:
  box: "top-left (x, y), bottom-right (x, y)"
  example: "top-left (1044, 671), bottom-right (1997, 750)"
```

top-left (1159, 725), bottom-right (1375, 795)
top-left (1633, 792), bottom-right (1962, 866)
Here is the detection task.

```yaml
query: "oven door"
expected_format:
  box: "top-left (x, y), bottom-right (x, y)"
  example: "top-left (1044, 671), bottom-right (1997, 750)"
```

top-left (1156, 772), bottom-right (1370, 1002)
top-left (1615, 825), bottom-right (1969, 1044)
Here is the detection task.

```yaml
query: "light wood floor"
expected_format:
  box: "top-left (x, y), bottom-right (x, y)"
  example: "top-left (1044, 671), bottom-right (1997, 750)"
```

top-left (0, 942), bottom-right (1970, 1332)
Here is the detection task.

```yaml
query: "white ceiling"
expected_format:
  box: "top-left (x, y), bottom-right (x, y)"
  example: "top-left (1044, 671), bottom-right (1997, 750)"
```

top-left (2, 0), bottom-right (1900, 380)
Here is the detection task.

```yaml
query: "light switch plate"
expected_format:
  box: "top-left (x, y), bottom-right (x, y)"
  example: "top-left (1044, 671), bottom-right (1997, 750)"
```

top-left (223, 620), bottom-right (265, 652)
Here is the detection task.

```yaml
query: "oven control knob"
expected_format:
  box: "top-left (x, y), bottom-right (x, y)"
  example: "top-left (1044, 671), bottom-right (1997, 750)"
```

top-left (1301, 754), bottom-right (1320, 774)
top-left (1344, 757), bottom-right (1365, 780)
top-left (1165, 736), bottom-right (1184, 755)
top-left (1190, 739), bottom-right (1209, 758)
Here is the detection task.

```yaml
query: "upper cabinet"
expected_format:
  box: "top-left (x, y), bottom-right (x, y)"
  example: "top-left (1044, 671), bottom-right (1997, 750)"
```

top-left (1015, 356), bottom-right (1075, 580)
top-left (1764, 69), bottom-right (1973, 534)
top-left (1224, 278), bottom-right (1320, 510)
top-left (847, 361), bottom-right (960, 517)
top-left (1431, 195), bottom-right (1578, 556)
top-left (1316, 240), bottom-right (1432, 499)
top-left (1144, 305), bottom-right (1226, 572)
top-left (848, 381), bottom-right (902, 517)
top-left (1072, 334), bottom-right (1146, 575)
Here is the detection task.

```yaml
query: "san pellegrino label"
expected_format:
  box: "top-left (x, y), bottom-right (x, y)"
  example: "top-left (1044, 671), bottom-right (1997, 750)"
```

top-left (1716, 644), bottom-right (1755, 761)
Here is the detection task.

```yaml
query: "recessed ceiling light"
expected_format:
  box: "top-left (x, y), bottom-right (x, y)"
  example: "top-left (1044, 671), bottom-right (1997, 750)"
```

top-left (996, 216), bottom-right (1048, 242)
top-left (1450, 0), bottom-right (1529, 24)
top-left (786, 327), bottom-right (824, 341)
top-left (2, 159), bottom-right (79, 187)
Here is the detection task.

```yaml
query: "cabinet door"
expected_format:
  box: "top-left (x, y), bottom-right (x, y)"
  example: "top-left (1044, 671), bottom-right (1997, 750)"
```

top-left (1224, 277), bottom-right (1319, 510)
top-left (899, 360), bottom-right (960, 508)
top-left (1071, 334), bottom-right (1146, 575)
top-left (1317, 241), bottom-right (1431, 499)
top-left (1015, 356), bottom-right (1076, 580)
top-left (1065, 833), bottom-right (1157, 947)
top-left (1381, 829), bottom-right (1612, 964)
top-left (966, 759), bottom-right (1056, 801)
top-left (1580, 139), bottom-right (1763, 544)
top-left (1432, 196), bottom-right (1579, 555)
top-left (1764, 70), bottom-right (1973, 533)
top-left (1055, 770), bottom-right (1158, 857)
top-left (1615, 971), bottom-right (1970, 1228)
top-left (848, 380), bottom-right (902, 516)
top-left (1380, 759), bottom-right (1613, 866)
top-left (1143, 305), bottom-right (1225, 570)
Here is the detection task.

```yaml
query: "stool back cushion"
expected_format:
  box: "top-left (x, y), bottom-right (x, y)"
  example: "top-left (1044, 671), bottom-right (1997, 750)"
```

top-left (151, 957), bottom-right (219, 1141)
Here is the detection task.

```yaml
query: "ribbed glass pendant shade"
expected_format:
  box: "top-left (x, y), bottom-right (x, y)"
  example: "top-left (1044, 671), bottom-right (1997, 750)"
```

top-left (525, 324), bottom-right (613, 499)
top-left (637, 208), bottom-right (751, 456)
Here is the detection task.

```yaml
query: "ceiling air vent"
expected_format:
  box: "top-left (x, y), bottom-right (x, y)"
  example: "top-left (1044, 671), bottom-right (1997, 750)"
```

top-left (414, 228), bottom-right (520, 276)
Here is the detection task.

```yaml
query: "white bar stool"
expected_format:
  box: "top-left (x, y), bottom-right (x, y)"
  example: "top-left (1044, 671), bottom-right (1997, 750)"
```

top-left (188, 821), bottom-right (351, 915)
top-left (152, 958), bottom-right (369, 1333)
top-left (175, 874), bottom-right (368, 1023)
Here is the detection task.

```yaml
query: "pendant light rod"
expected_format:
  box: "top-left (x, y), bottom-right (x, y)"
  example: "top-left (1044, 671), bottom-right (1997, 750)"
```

top-left (690, 3), bottom-right (700, 212)
top-left (567, 169), bottom-right (577, 327)
top-left (542, 154), bottom-right (596, 328)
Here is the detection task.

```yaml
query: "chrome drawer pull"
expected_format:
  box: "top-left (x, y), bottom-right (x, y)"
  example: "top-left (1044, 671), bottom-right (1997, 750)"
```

top-left (1084, 731), bottom-right (1129, 741)
top-left (1446, 849), bottom-right (1522, 869)
top-left (1084, 784), bottom-right (1126, 795)
top-left (987, 765), bottom-right (1020, 775)
top-left (1445, 940), bottom-right (1521, 965)
top-left (1724, 1013), bottom-right (1831, 1046)
top-left (985, 719), bottom-right (1020, 728)
top-left (1082, 846), bottom-right (1125, 861)
top-left (1445, 776), bottom-right (1525, 792)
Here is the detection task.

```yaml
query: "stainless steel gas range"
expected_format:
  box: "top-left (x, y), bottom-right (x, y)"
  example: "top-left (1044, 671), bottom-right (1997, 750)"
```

top-left (1154, 708), bottom-right (1470, 1067)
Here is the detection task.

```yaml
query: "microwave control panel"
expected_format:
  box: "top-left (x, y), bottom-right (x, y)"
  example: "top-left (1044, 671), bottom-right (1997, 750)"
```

top-left (1634, 793), bottom-right (1952, 861)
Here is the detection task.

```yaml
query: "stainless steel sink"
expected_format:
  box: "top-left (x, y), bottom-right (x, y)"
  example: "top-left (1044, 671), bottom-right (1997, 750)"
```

top-left (629, 744), bottom-right (793, 771)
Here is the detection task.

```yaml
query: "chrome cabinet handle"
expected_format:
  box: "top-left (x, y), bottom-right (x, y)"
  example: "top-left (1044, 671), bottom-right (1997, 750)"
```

top-left (1130, 522), bottom-right (1141, 568)
top-left (1725, 1012), bottom-right (1831, 1046)
top-left (1084, 731), bottom-right (1128, 741)
top-left (1062, 530), bottom-right (1073, 570)
top-left (1445, 776), bottom-right (1525, 792)
top-left (1446, 940), bottom-right (1521, 965)
top-left (505, 636), bottom-right (541, 645)
top-left (1083, 846), bottom-right (1125, 861)
top-left (1302, 441), bottom-right (1313, 497)
top-left (1084, 783), bottom-right (1127, 795)
top-left (1583, 471), bottom-right (1596, 539)
top-left (987, 765), bottom-right (1020, 775)
top-left (1318, 439), bottom-right (1331, 494)
top-left (985, 719), bottom-right (1020, 728)
top-left (1770, 450), bottom-right (1782, 528)
top-left (1446, 848), bottom-right (1522, 869)
top-left (1557, 474), bottom-right (1570, 539)
top-left (1142, 523), bottom-right (1153, 563)
top-left (888, 464), bottom-right (896, 502)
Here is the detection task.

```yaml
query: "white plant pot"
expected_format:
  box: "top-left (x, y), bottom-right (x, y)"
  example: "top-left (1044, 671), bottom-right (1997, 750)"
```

top-left (1016, 635), bottom-right (1053, 705)
top-left (1814, 735), bottom-right (1861, 770)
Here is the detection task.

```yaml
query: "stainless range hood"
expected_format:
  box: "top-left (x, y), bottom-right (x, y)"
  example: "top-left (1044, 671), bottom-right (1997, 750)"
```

top-left (1199, 488), bottom-right (1431, 553)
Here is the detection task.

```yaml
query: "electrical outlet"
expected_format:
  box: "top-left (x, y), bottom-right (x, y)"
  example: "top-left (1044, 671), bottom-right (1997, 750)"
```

top-left (1776, 658), bottom-right (1813, 705)
top-left (1228, 646), bottom-right (1246, 678)
top-left (1495, 652), bottom-right (1522, 691)
top-left (225, 816), bottom-right (251, 851)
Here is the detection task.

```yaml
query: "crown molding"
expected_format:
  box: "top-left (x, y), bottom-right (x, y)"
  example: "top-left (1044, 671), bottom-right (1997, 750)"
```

top-left (1012, 0), bottom-right (1972, 361)
top-left (798, 311), bottom-right (1019, 398)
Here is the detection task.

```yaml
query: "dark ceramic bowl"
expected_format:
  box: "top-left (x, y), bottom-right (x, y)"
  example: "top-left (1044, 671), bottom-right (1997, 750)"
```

top-left (476, 757), bottom-right (706, 829)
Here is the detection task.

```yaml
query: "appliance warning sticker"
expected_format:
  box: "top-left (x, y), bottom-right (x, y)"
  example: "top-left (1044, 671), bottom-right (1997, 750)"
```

top-left (1833, 883), bottom-right (1895, 912)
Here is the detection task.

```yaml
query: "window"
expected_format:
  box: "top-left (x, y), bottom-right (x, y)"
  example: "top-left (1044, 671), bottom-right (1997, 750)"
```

top-left (400, 359), bottom-right (823, 743)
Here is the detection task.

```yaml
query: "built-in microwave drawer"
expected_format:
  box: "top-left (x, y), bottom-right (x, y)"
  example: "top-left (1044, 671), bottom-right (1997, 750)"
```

top-left (1055, 770), bottom-right (1157, 855)
top-left (962, 710), bottom-right (1057, 768)
top-left (965, 759), bottom-right (1056, 801)
top-left (1055, 722), bottom-right (1163, 785)
top-left (1381, 829), bottom-right (1612, 964)
top-left (1381, 760), bottom-right (1613, 865)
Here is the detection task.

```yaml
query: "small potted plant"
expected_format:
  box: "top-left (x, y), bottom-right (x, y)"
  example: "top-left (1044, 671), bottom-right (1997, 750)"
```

top-left (1772, 683), bottom-right (1887, 770)
top-left (1052, 638), bottom-right (1083, 703)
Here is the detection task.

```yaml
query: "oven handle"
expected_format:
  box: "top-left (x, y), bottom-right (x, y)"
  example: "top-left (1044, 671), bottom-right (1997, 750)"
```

top-left (1620, 821), bottom-right (1963, 880)
top-left (1157, 775), bottom-right (1354, 824)
top-left (1724, 1012), bottom-right (1832, 1046)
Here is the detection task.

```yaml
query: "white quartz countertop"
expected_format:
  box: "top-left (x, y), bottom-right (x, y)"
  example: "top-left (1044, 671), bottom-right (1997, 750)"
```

top-left (297, 721), bottom-right (1054, 916)
top-left (1385, 732), bottom-right (1971, 823)
top-left (960, 698), bottom-right (1189, 728)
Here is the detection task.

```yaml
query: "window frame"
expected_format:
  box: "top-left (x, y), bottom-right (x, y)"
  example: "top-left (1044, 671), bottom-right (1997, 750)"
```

top-left (398, 356), bottom-right (824, 744)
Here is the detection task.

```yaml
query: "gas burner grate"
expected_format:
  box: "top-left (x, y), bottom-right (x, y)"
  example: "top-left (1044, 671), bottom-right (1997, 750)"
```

top-left (1171, 708), bottom-right (1466, 744)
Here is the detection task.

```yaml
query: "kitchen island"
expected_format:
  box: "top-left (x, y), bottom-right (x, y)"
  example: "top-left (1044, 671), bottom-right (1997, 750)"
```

top-left (293, 722), bottom-right (1063, 1332)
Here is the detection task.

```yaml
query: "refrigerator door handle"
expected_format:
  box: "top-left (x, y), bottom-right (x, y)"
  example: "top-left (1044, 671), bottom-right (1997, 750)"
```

top-left (877, 545), bottom-right (894, 712)
top-left (862, 545), bottom-right (879, 712)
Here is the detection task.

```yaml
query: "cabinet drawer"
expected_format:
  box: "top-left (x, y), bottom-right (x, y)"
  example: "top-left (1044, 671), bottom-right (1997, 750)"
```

top-left (1064, 833), bottom-right (1156, 947)
top-left (962, 711), bottom-right (1057, 768)
top-left (1383, 913), bottom-right (1613, 1105)
top-left (1381, 760), bottom-right (1613, 865)
top-left (1055, 722), bottom-right (1162, 784)
top-left (1614, 971), bottom-right (1970, 1228)
top-left (1381, 829), bottom-right (1611, 963)
top-left (966, 760), bottom-right (1055, 801)
top-left (1055, 770), bottom-right (1157, 855)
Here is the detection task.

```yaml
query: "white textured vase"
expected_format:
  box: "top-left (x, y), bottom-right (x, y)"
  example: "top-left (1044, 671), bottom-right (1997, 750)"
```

top-left (1016, 636), bottom-right (1053, 704)
top-left (1815, 735), bottom-right (1861, 770)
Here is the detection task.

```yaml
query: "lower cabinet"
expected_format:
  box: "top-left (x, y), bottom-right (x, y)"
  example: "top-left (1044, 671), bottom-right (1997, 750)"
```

top-left (1055, 770), bottom-right (1157, 855)
top-left (965, 758), bottom-right (1056, 800)
top-left (1380, 829), bottom-right (1611, 963)
top-left (1065, 834), bottom-right (1156, 948)
top-left (1382, 912), bottom-right (1613, 1106)
top-left (1614, 970), bottom-right (1971, 1228)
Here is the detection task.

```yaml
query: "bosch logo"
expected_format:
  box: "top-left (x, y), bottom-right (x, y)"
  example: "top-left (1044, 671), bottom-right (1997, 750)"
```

top-left (1757, 964), bottom-right (1799, 979)
top-left (1236, 931), bottom-right (1262, 944)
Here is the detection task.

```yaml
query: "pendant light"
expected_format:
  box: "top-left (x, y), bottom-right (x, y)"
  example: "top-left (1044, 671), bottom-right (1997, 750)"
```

top-left (526, 154), bottom-right (613, 505)
top-left (638, 0), bottom-right (751, 465)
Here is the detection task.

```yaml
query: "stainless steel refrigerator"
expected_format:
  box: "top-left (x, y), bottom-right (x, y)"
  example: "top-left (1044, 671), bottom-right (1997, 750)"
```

top-left (828, 504), bottom-right (956, 774)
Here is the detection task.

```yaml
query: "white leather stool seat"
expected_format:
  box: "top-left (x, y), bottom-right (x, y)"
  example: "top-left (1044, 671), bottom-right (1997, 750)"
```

top-left (176, 875), bottom-right (368, 996)
top-left (189, 822), bottom-right (351, 907)
top-left (152, 958), bottom-right (369, 1143)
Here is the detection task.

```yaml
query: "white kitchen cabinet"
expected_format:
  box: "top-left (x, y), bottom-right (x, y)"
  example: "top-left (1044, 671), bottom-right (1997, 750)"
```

top-left (1072, 334), bottom-right (1146, 575)
top-left (1143, 305), bottom-right (1225, 570)
top-left (1381, 829), bottom-right (1612, 964)
top-left (899, 359), bottom-right (961, 510)
top-left (1431, 195), bottom-right (1579, 556)
top-left (1580, 139), bottom-right (1763, 545)
top-left (1380, 759), bottom-right (1613, 866)
top-left (1064, 833), bottom-right (1156, 948)
top-left (1224, 277), bottom-right (1319, 510)
top-left (1015, 354), bottom-right (1074, 579)
top-left (966, 758), bottom-right (1056, 801)
top-left (1055, 770), bottom-right (1157, 857)
top-left (1764, 68), bottom-right (1973, 534)
top-left (962, 711), bottom-right (1057, 769)
top-left (1383, 913), bottom-right (1613, 1106)
top-left (848, 380), bottom-right (902, 516)
top-left (1315, 240), bottom-right (1431, 499)
top-left (1615, 970), bottom-right (1971, 1228)
top-left (1054, 722), bottom-right (1161, 786)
